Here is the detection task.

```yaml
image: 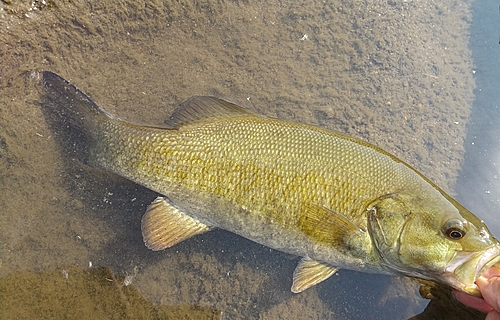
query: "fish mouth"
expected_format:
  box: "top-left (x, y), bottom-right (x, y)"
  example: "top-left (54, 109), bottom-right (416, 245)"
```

top-left (444, 244), bottom-right (500, 297)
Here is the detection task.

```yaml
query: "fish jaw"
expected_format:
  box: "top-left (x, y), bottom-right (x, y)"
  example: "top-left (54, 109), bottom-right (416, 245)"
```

top-left (443, 244), bottom-right (500, 297)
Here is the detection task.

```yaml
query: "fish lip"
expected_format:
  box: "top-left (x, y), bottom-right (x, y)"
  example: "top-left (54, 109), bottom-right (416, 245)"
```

top-left (474, 244), bottom-right (500, 276)
top-left (445, 244), bottom-right (500, 296)
top-left (446, 245), bottom-right (500, 275)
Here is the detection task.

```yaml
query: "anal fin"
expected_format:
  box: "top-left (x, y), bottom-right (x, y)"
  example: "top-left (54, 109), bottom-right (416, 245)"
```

top-left (291, 257), bottom-right (338, 293)
top-left (141, 197), bottom-right (210, 251)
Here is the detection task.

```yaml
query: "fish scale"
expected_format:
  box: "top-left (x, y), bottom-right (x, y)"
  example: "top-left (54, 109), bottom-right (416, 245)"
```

top-left (99, 118), bottom-right (387, 223)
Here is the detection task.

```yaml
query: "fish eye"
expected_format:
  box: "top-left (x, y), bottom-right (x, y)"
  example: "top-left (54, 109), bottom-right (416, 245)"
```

top-left (447, 228), bottom-right (464, 239)
top-left (443, 219), bottom-right (466, 240)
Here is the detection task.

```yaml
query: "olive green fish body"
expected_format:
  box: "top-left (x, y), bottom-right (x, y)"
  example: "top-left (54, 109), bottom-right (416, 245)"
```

top-left (42, 71), bottom-right (500, 295)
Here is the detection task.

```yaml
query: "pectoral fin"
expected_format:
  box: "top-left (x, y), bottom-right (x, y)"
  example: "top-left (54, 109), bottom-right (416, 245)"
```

top-left (141, 197), bottom-right (210, 251)
top-left (291, 257), bottom-right (338, 293)
top-left (298, 204), bottom-right (364, 246)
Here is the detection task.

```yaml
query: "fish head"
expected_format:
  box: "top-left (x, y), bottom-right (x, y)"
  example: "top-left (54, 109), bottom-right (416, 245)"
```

top-left (367, 192), bottom-right (500, 297)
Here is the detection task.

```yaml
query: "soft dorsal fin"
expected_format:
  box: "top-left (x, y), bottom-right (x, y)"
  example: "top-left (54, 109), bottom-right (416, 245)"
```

top-left (141, 197), bottom-right (211, 251)
top-left (164, 96), bottom-right (260, 128)
top-left (291, 257), bottom-right (338, 293)
top-left (297, 204), bottom-right (365, 246)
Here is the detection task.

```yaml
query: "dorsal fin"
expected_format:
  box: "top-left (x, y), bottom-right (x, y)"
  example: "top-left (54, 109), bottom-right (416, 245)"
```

top-left (164, 96), bottom-right (260, 128)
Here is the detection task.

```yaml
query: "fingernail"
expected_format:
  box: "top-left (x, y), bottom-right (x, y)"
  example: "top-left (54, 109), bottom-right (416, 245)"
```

top-left (482, 266), bottom-right (500, 279)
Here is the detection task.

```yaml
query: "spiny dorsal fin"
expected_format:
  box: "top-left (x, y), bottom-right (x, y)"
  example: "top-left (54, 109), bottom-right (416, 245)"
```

top-left (164, 96), bottom-right (260, 128)
top-left (141, 197), bottom-right (210, 251)
top-left (291, 257), bottom-right (338, 293)
top-left (298, 204), bottom-right (364, 246)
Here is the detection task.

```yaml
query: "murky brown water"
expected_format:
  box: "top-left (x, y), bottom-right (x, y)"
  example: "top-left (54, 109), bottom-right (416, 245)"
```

top-left (0, 1), bottom-right (483, 319)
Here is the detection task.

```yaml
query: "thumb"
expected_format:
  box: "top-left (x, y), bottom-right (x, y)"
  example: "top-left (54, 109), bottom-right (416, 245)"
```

top-left (476, 267), bottom-right (500, 312)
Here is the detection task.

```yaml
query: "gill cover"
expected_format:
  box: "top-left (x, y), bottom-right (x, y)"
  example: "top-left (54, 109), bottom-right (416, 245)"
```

top-left (366, 193), bottom-right (457, 277)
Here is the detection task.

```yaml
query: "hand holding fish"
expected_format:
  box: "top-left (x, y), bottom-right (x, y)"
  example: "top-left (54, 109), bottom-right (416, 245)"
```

top-left (478, 267), bottom-right (500, 320)
top-left (455, 266), bottom-right (500, 319)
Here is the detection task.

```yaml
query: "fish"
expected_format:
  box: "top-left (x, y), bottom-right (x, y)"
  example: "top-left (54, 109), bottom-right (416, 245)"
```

top-left (41, 71), bottom-right (500, 297)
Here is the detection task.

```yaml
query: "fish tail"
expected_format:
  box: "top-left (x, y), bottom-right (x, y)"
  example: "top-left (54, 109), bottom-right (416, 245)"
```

top-left (42, 71), bottom-right (111, 166)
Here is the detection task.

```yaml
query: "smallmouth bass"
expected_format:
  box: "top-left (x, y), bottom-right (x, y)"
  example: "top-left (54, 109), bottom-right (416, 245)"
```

top-left (42, 71), bottom-right (500, 297)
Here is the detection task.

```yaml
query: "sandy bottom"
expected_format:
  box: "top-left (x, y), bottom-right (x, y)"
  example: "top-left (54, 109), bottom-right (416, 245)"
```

top-left (0, 0), bottom-right (480, 319)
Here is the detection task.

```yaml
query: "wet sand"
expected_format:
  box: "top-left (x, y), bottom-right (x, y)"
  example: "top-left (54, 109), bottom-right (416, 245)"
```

top-left (0, 1), bottom-right (478, 319)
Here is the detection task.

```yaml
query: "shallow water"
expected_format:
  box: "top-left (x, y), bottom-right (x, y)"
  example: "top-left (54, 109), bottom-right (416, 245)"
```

top-left (0, 1), bottom-right (495, 319)
top-left (455, 0), bottom-right (500, 240)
